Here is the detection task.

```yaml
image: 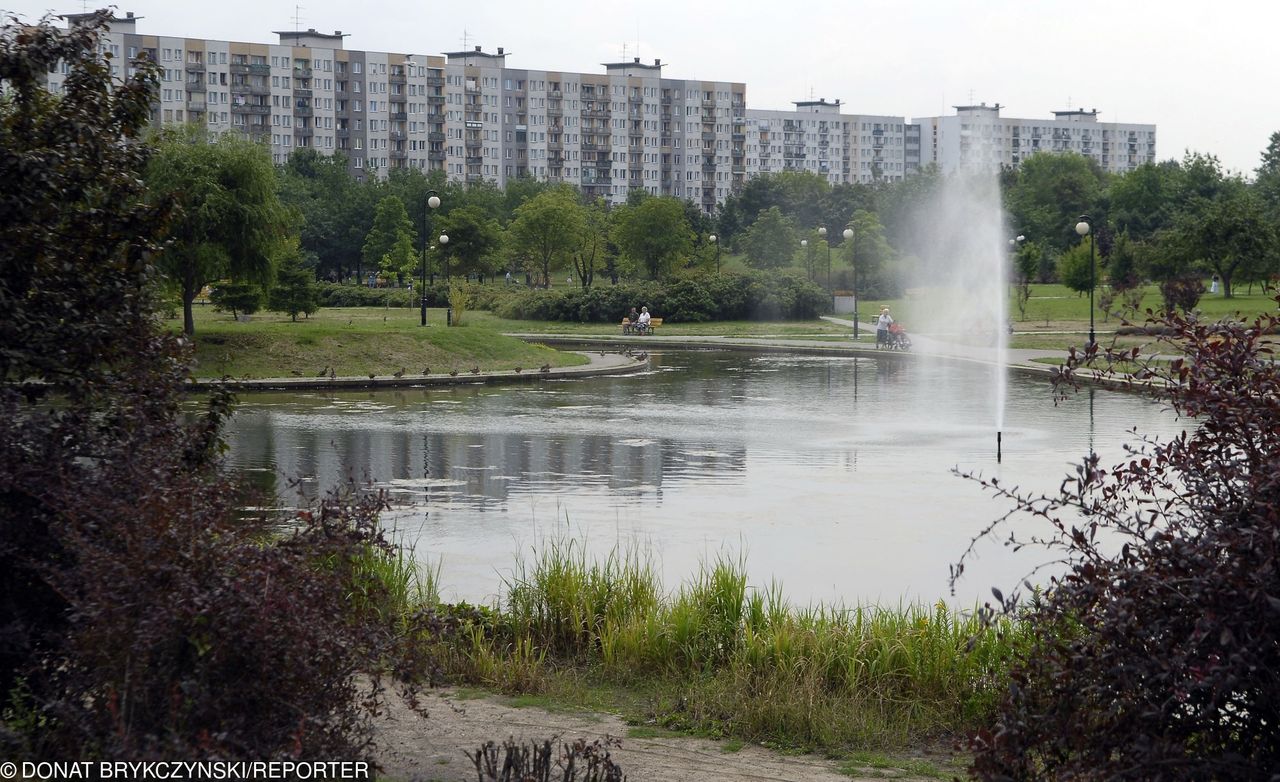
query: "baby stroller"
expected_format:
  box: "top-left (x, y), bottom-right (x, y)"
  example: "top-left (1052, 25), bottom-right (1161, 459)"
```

top-left (886, 322), bottom-right (911, 351)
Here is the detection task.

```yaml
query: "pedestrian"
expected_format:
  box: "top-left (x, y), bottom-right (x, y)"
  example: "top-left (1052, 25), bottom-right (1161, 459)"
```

top-left (876, 306), bottom-right (894, 349)
top-left (505, 271), bottom-right (513, 286)
top-left (1211, 275), bottom-right (1219, 294)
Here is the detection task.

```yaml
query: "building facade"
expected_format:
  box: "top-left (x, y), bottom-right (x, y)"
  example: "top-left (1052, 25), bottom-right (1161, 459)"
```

top-left (42, 14), bottom-right (1156, 208)
top-left (744, 99), bottom-right (912, 185)
top-left (913, 103), bottom-right (1157, 175)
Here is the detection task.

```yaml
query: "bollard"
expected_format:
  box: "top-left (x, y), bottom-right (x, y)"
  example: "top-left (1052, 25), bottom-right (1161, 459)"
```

top-left (446, 308), bottom-right (453, 327)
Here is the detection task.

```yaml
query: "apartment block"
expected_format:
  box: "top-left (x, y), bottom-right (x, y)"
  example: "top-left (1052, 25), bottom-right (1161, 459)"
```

top-left (913, 103), bottom-right (1157, 175)
top-left (39, 14), bottom-right (1155, 208)
top-left (744, 98), bottom-right (912, 185)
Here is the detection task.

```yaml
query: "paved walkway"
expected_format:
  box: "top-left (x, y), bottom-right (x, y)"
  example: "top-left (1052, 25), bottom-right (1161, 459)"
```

top-left (188, 350), bottom-right (646, 392)
top-left (191, 323), bottom-right (1090, 392)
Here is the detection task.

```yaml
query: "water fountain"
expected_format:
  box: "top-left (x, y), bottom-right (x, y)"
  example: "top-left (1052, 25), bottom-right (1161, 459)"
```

top-left (898, 169), bottom-right (1009, 461)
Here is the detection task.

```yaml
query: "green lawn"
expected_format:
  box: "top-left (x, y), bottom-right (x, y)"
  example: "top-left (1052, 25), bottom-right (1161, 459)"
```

top-left (168, 305), bottom-right (587, 379)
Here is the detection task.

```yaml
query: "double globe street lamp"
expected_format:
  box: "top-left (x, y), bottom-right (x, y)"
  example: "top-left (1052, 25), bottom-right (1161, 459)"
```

top-left (708, 233), bottom-right (719, 273)
top-left (421, 191), bottom-right (441, 326)
top-left (843, 226), bottom-right (857, 340)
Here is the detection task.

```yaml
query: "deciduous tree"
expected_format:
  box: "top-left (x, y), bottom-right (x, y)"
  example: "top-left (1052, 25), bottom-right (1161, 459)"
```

top-left (507, 187), bottom-right (583, 287)
top-left (611, 196), bottom-right (693, 280)
top-left (148, 126), bottom-right (291, 335)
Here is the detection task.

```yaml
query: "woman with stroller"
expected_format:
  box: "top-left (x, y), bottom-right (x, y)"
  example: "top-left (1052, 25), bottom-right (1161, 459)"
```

top-left (875, 307), bottom-right (894, 349)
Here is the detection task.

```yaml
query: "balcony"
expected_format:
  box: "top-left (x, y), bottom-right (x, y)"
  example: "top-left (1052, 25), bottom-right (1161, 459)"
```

top-left (294, 106), bottom-right (313, 117)
top-left (702, 98), bottom-right (716, 107)
top-left (465, 173), bottom-right (484, 183)
top-left (336, 128), bottom-right (350, 138)
top-left (293, 127), bottom-right (314, 138)
top-left (428, 131), bottom-right (445, 142)
top-left (249, 83), bottom-right (271, 96)
top-left (390, 111), bottom-right (408, 121)
top-left (466, 156), bottom-right (483, 165)
top-left (427, 94), bottom-right (445, 104)
top-left (249, 64), bottom-right (270, 75)
top-left (428, 151), bottom-right (445, 161)
top-left (186, 99), bottom-right (207, 112)
top-left (426, 75), bottom-right (444, 87)
top-left (389, 148), bottom-right (407, 159)
top-left (549, 89), bottom-right (562, 98)
top-left (731, 132), bottom-right (745, 141)
top-left (229, 63), bottom-right (250, 74)
top-left (389, 71), bottom-right (406, 84)
top-left (464, 84), bottom-right (482, 95)
top-left (702, 131), bottom-right (716, 141)
top-left (293, 87), bottom-right (313, 98)
top-left (185, 82), bottom-right (207, 93)
top-left (293, 66), bottom-right (312, 78)
top-left (231, 104), bottom-right (270, 115)
top-left (390, 130), bottom-right (405, 140)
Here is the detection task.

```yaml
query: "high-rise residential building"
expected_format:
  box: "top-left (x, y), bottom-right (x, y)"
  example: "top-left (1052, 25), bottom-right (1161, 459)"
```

top-left (744, 99), bottom-right (912, 184)
top-left (913, 103), bottom-right (1157, 175)
top-left (36, 14), bottom-right (1155, 209)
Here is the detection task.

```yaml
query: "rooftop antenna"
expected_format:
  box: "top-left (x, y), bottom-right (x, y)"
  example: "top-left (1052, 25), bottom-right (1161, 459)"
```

top-left (460, 28), bottom-right (471, 49)
top-left (968, 88), bottom-right (975, 104)
top-left (291, 4), bottom-right (304, 32)
top-left (621, 41), bottom-right (628, 60)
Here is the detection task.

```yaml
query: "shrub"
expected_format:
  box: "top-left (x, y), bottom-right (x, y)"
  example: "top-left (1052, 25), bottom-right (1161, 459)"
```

top-left (1160, 276), bottom-right (1206, 313)
top-left (488, 272), bottom-right (826, 323)
top-left (0, 14), bottom-right (435, 763)
top-left (956, 300), bottom-right (1280, 779)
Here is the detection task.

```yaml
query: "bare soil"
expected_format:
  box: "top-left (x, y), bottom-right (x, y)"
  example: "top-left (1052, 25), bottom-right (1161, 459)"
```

top-left (374, 688), bottom-right (947, 782)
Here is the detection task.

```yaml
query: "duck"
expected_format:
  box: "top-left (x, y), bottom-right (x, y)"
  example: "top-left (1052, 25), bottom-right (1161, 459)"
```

top-left (539, 363), bottom-right (551, 373)
top-left (421, 366), bottom-right (430, 376)
top-left (393, 367), bottom-right (405, 378)
top-left (448, 369), bottom-right (459, 377)
top-left (316, 365), bottom-right (329, 377)
top-left (470, 366), bottom-right (480, 374)
top-left (513, 366), bottom-right (522, 374)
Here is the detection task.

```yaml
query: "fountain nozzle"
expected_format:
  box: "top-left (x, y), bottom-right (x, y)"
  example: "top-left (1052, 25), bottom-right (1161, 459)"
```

top-left (997, 431), bottom-right (1002, 463)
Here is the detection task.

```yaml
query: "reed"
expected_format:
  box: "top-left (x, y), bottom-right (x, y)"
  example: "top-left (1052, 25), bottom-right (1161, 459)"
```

top-left (429, 540), bottom-right (1026, 749)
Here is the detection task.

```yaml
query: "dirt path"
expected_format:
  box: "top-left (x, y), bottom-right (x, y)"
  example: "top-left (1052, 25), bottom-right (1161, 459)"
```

top-left (374, 689), bottom-right (945, 782)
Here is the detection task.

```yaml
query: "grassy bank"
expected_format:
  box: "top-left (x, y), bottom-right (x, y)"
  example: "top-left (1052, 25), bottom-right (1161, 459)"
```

top-left (167, 306), bottom-right (588, 379)
top-left (385, 540), bottom-right (1024, 756)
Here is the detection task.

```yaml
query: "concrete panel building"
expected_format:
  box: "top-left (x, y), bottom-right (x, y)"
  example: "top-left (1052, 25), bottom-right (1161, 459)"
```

top-left (913, 103), bottom-right (1157, 175)
top-left (38, 14), bottom-right (1155, 209)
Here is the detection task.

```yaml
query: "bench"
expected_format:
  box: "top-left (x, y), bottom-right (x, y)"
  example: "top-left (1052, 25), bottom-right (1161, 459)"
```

top-left (634, 317), bottom-right (662, 335)
top-left (621, 317), bottom-right (662, 335)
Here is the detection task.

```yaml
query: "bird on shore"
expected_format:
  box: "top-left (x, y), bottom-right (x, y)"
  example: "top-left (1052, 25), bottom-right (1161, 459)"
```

top-left (393, 367), bottom-right (405, 378)
top-left (421, 366), bottom-right (430, 376)
top-left (316, 366), bottom-right (329, 377)
top-left (539, 363), bottom-right (551, 373)
top-left (448, 368), bottom-right (459, 377)
top-left (368, 373), bottom-right (376, 380)
top-left (470, 366), bottom-right (480, 374)
top-left (290, 370), bottom-right (303, 376)
top-left (513, 366), bottom-right (522, 374)
top-left (329, 367), bottom-right (336, 379)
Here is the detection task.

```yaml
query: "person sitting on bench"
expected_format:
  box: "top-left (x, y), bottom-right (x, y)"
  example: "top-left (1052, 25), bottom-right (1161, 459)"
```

top-left (635, 306), bottom-right (652, 334)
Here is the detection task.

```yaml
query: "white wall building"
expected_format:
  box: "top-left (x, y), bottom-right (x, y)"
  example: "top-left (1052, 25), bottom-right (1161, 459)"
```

top-left (913, 103), bottom-right (1157, 175)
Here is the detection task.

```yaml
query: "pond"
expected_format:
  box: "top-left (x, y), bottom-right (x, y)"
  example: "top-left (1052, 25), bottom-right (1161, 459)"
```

top-left (223, 349), bottom-right (1186, 605)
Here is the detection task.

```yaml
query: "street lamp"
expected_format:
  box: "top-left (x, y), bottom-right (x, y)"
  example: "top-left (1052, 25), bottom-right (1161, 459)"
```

top-left (843, 226), bottom-right (857, 340)
top-left (1075, 216), bottom-right (1096, 345)
top-left (800, 238), bottom-right (809, 283)
top-left (709, 233), bottom-right (720, 273)
top-left (818, 226), bottom-right (831, 294)
top-left (420, 190), bottom-right (441, 326)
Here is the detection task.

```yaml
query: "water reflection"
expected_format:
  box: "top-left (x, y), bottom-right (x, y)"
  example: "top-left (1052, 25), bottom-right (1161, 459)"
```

top-left (222, 350), bottom-right (1186, 605)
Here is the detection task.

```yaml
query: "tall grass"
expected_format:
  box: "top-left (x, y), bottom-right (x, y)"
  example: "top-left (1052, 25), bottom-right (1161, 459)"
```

top-left (437, 540), bottom-right (1027, 750)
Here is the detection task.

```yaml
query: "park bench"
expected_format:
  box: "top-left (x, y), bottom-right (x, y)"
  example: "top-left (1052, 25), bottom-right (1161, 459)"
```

top-left (633, 317), bottom-right (662, 335)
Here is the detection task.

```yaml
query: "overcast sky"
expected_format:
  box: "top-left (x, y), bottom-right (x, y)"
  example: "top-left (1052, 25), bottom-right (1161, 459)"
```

top-left (6, 0), bottom-right (1275, 176)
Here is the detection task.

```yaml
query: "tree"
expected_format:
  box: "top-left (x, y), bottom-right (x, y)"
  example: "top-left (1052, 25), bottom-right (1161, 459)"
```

top-left (209, 281), bottom-right (263, 319)
top-left (611, 196), bottom-right (693, 280)
top-left (844, 209), bottom-right (901, 299)
top-left (148, 126), bottom-right (291, 335)
top-left (571, 198), bottom-right (612, 289)
top-left (1004, 152), bottom-right (1106, 252)
top-left (1256, 131), bottom-right (1280, 219)
top-left (362, 195), bottom-right (416, 284)
top-left (742, 206), bottom-right (797, 269)
top-left (1164, 187), bottom-right (1277, 297)
top-left (1105, 161), bottom-right (1184, 242)
top-left (269, 241), bottom-right (320, 321)
top-left (437, 205), bottom-right (503, 281)
top-left (1056, 240), bottom-right (1096, 296)
top-left (959, 305), bottom-right (1280, 779)
top-left (507, 187), bottom-right (583, 287)
top-left (278, 148), bottom-right (367, 281)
